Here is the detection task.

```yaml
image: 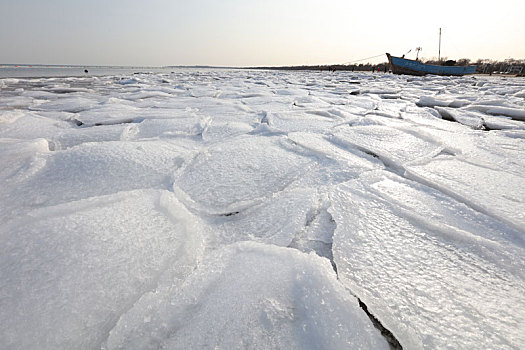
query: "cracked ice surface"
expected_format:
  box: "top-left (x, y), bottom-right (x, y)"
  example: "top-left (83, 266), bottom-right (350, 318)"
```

top-left (0, 190), bottom-right (205, 350)
top-left (103, 242), bottom-right (388, 350)
top-left (1, 70), bottom-right (525, 349)
top-left (331, 171), bottom-right (525, 349)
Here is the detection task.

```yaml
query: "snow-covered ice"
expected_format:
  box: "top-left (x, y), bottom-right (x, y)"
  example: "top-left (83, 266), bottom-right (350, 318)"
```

top-left (103, 242), bottom-right (388, 350)
top-left (331, 171), bottom-right (525, 349)
top-left (1, 70), bottom-right (525, 349)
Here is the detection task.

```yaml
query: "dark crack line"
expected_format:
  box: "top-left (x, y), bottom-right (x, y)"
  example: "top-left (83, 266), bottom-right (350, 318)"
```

top-left (349, 145), bottom-right (406, 176)
top-left (357, 297), bottom-right (403, 350)
top-left (433, 107), bottom-right (500, 131)
top-left (70, 117), bottom-right (145, 128)
top-left (330, 259), bottom-right (403, 350)
top-left (218, 211), bottom-right (240, 217)
top-left (319, 203), bottom-right (403, 350)
top-left (404, 169), bottom-right (525, 236)
top-left (293, 204), bottom-right (404, 350)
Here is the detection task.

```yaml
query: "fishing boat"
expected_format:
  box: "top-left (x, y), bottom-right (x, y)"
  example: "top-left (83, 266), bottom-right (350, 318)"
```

top-left (386, 53), bottom-right (477, 76)
top-left (387, 28), bottom-right (477, 76)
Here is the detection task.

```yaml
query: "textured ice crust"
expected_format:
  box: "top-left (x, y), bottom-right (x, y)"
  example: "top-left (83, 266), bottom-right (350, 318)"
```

top-left (1, 71), bottom-right (525, 349)
top-left (174, 135), bottom-right (312, 214)
top-left (0, 190), bottom-right (205, 350)
top-left (103, 242), bottom-right (389, 350)
top-left (330, 171), bottom-right (525, 349)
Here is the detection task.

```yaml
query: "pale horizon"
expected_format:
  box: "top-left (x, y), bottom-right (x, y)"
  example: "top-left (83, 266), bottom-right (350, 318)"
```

top-left (1, 0), bottom-right (524, 67)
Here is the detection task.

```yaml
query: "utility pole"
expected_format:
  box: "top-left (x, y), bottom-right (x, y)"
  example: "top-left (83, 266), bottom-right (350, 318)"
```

top-left (438, 28), bottom-right (442, 62)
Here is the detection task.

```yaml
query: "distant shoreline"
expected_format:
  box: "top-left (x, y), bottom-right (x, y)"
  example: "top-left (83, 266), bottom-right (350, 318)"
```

top-left (1, 64), bottom-right (524, 79)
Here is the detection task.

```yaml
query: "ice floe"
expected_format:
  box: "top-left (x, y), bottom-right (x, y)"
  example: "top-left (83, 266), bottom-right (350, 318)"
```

top-left (330, 171), bottom-right (525, 349)
top-left (1, 70), bottom-right (524, 349)
top-left (103, 242), bottom-right (389, 350)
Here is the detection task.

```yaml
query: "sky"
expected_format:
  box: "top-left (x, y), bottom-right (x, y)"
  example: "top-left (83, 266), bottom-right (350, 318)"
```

top-left (1, 0), bottom-right (524, 66)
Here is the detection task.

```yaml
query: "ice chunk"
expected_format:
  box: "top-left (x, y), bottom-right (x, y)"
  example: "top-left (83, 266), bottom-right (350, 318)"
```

top-left (288, 132), bottom-right (380, 173)
top-left (416, 95), bottom-right (454, 107)
top-left (514, 89), bottom-right (525, 98)
top-left (484, 106), bottom-right (525, 121)
top-left (174, 135), bottom-right (312, 214)
top-left (75, 103), bottom-right (142, 126)
top-left (0, 190), bottom-right (205, 350)
top-left (0, 138), bottom-right (49, 182)
top-left (1, 140), bottom-right (187, 219)
top-left (333, 125), bottom-right (443, 172)
top-left (104, 242), bottom-right (389, 350)
top-left (483, 115), bottom-right (525, 130)
top-left (115, 77), bottom-right (140, 85)
top-left (406, 156), bottom-right (525, 232)
top-left (266, 110), bottom-right (343, 133)
top-left (434, 106), bottom-right (485, 129)
top-left (207, 188), bottom-right (317, 248)
top-left (128, 114), bottom-right (204, 139)
top-left (0, 112), bottom-right (72, 142)
top-left (32, 96), bottom-right (100, 113)
top-left (0, 95), bottom-right (35, 108)
top-left (330, 171), bottom-right (525, 349)
top-left (201, 120), bottom-right (254, 143)
top-left (400, 106), bottom-right (472, 133)
top-left (465, 104), bottom-right (525, 121)
top-left (273, 87), bottom-right (309, 96)
top-left (0, 110), bottom-right (25, 124)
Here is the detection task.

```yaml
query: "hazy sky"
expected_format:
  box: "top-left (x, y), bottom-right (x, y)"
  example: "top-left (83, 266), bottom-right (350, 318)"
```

top-left (1, 0), bottom-right (524, 66)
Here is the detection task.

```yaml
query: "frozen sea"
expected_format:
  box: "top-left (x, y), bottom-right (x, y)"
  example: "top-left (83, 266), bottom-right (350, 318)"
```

top-left (1, 69), bottom-right (525, 350)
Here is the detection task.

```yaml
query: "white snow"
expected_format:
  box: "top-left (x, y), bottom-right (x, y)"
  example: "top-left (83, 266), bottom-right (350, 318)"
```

top-left (1, 70), bottom-right (525, 349)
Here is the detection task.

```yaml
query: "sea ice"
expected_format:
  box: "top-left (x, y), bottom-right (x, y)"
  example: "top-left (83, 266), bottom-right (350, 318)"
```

top-left (1, 70), bottom-right (524, 350)
top-left (332, 124), bottom-right (443, 172)
top-left (103, 242), bottom-right (389, 350)
top-left (330, 171), bottom-right (525, 349)
top-left (0, 139), bottom-right (188, 223)
top-left (0, 190), bottom-right (205, 350)
top-left (406, 156), bottom-right (525, 232)
top-left (174, 134), bottom-right (312, 215)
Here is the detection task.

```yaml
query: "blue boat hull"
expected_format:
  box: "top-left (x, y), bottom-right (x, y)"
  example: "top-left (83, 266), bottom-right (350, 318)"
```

top-left (386, 53), bottom-right (476, 76)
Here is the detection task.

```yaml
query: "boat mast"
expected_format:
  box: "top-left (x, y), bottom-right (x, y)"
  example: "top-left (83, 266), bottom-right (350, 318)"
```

top-left (438, 28), bottom-right (442, 62)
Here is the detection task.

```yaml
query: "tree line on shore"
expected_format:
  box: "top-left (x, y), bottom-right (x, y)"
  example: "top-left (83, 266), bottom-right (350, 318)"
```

top-left (250, 63), bottom-right (387, 72)
top-left (250, 57), bottom-right (525, 75)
